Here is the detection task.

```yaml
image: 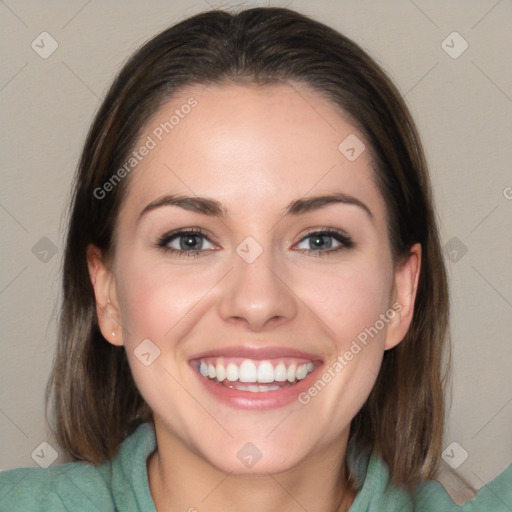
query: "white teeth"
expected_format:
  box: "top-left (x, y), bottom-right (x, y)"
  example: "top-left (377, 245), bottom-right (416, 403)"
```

top-left (239, 360), bottom-right (257, 382)
top-left (257, 361), bottom-right (275, 383)
top-left (199, 361), bottom-right (208, 377)
top-left (226, 363), bottom-right (239, 381)
top-left (287, 363), bottom-right (297, 382)
top-left (216, 362), bottom-right (226, 381)
top-left (274, 362), bottom-right (288, 381)
top-left (196, 358), bottom-right (316, 385)
top-left (225, 383), bottom-right (281, 392)
top-left (262, 385), bottom-right (280, 391)
top-left (296, 364), bottom-right (308, 380)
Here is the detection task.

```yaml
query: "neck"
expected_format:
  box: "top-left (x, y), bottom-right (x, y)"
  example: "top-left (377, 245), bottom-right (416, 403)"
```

top-left (147, 425), bottom-right (357, 512)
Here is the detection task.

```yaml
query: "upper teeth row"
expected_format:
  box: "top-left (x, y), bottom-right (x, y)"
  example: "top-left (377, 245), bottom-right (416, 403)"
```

top-left (198, 359), bottom-right (315, 383)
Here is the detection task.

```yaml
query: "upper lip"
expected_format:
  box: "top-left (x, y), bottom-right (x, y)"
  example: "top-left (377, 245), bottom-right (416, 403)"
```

top-left (189, 345), bottom-right (323, 362)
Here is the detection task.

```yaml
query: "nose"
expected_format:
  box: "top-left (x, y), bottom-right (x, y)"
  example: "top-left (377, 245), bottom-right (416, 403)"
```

top-left (217, 239), bottom-right (298, 332)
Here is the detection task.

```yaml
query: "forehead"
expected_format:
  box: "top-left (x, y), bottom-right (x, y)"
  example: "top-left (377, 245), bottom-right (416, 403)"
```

top-left (119, 81), bottom-right (385, 225)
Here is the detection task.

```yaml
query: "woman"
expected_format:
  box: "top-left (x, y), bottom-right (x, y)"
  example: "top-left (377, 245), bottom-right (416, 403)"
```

top-left (1, 6), bottom-right (510, 511)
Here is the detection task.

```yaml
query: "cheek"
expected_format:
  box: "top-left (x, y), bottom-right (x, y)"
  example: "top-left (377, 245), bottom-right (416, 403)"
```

top-left (117, 260), bottom-right (199, 343)
top-left (305, 257), bottom-right (394, 416)
top-left (297, 257), bottom-right (394, 347)
top-left (115, 258), bottom-right (203, 413)
top-left (116, 245), bottom-right (394, 349)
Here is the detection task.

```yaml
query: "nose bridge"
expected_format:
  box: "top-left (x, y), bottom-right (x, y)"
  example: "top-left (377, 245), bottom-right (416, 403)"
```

top-left (217, 233), bottom-right (298, 330)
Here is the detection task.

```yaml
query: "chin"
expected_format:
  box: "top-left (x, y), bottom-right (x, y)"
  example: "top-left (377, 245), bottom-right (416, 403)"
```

top-left (202, 446), bottom-right (306, 476)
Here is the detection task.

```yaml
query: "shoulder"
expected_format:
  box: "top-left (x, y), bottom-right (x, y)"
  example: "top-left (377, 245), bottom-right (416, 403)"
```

top-left (0, 460), bottom-right (113, 511)
top-left (0, 422), bottom-right (157, 512)
top-left (414, 463), bottom-right (512, 512)
top-left (349, 447), bottom-right (512, 512)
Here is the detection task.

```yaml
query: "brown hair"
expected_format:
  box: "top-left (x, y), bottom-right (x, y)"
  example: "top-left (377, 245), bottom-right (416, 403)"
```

top-left (46, 6), bottom-right (452, 492)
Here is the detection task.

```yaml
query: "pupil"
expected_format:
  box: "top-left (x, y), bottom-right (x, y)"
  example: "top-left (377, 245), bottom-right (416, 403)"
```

top-left (182, 235), bottom-right (199, 250)
top-left (312, 234), bottom-right (331, 249)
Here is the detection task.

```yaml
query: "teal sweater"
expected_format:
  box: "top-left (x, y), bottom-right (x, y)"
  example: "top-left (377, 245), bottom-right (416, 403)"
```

top-left (1, 423), bottom-right (510, 511)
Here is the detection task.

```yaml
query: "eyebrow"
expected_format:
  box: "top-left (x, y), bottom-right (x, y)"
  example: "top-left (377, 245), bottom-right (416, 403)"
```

top-left (137, 192), bottom-right (373, 223)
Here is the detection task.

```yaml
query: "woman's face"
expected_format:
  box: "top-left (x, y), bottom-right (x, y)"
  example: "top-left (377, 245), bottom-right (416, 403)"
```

top-left (88, 82), bottom-right (420, 475)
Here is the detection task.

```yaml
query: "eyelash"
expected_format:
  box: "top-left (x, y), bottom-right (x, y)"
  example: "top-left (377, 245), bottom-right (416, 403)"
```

top-left (155, 227), bottom-right (354, 258)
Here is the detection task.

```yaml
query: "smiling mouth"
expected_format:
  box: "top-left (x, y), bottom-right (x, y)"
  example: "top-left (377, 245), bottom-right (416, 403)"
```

top-left (192, 357), bottom-right (316, 392)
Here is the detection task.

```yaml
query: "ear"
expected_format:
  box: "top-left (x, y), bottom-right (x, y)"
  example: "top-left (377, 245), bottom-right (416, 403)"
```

top-left (384, 242), bottom-right (421, 351)
top-left (86, 244), bottom-right (124, 347)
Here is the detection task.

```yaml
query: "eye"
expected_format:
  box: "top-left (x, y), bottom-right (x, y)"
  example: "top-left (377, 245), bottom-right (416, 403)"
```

top-left (294, 228), bottom-right (353, 256)
top-left (155, 227), bottom-right (353, 258)
top-left (156, 228), bottom-right (215, 258)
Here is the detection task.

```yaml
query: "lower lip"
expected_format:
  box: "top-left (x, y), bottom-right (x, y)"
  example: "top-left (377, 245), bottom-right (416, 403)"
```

top-left (191, 363), bottom-right (323, 410)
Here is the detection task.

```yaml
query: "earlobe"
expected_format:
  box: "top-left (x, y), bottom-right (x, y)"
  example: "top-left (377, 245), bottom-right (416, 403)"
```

top-left (384, 243), bottom-right (421, 350)
top-left (86, 244), bottom-right (124, 347)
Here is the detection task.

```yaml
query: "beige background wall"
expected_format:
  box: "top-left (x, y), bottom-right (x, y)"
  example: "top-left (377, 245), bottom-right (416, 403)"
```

top-left (1, 0), bottom-right (511, 494)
